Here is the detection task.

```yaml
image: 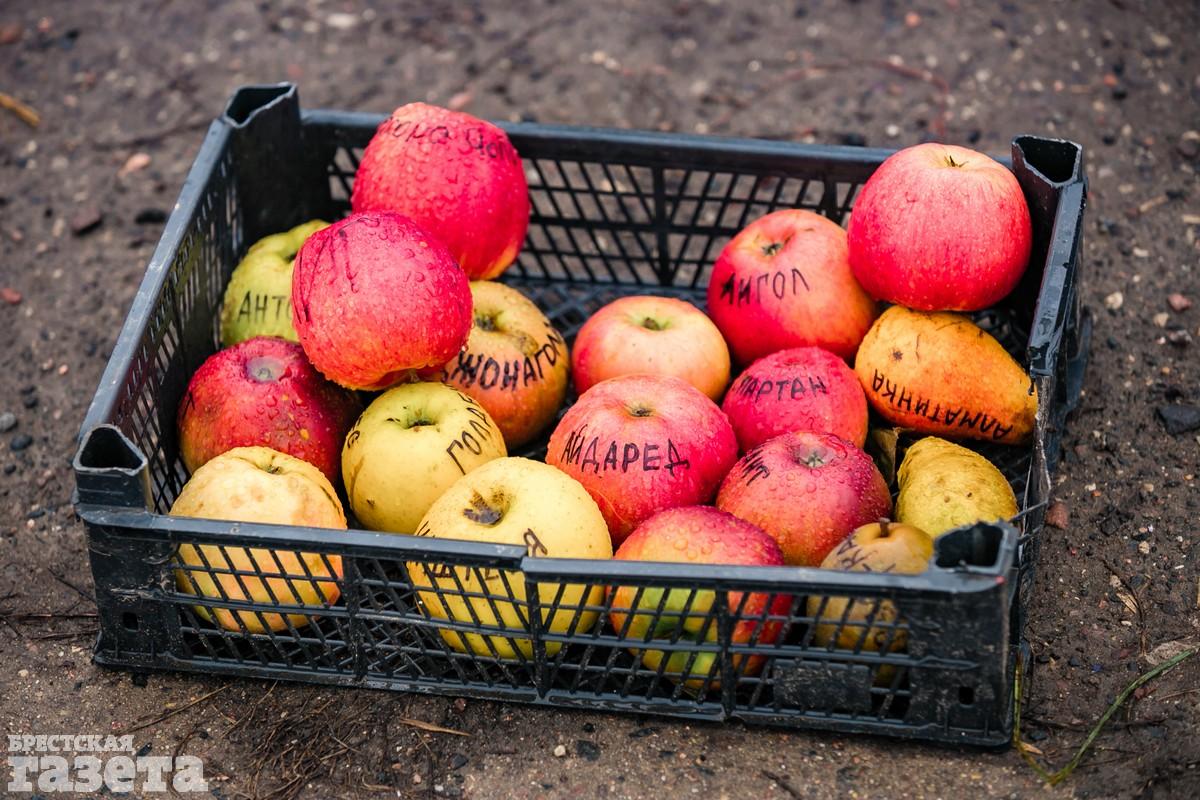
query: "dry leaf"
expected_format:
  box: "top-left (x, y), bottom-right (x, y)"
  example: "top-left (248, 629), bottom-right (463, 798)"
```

top-left (866, 427), bottom-right (901, 486)
top-left (395, 717), bottom-right (468, 736)
top-left (1144, 639), bottom-right (1198, 666)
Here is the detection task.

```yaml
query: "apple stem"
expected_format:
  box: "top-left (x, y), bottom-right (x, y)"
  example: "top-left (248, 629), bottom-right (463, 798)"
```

top-left (878, 518), bottom-right (890, 538)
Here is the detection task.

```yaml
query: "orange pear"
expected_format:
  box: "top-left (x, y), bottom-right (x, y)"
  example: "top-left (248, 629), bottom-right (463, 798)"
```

top-left (854, 306), bottom-right (1037, 445)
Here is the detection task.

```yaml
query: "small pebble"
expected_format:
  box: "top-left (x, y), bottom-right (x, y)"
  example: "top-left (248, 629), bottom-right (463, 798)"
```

top-left (0, 412), bottom-right (15, 432)
top-left (1104, 291), bottom-right (1124, 310)
top-left (1045, 502), bottom-right (1069, 530)
top-left (10, 433), bottom-right (32, 451)
top-left (1, 287), bottom-right (20, 305)
top-left (326, 12), bottom-right (358, 29)
top-left (134, 208), bottom-right (168, 224)
top-left (70, 207), bottom-right (103, 236)
top-left (22, 394), bottom-right (37, 409)
top-left (1157, 404), bottom-right (1200, 434)
top-left (1138, 541), bottom-right (1151, 555)
top-left (450, 754), bottom-right (468, 770)
top-left (3, 464), bottom-right (15, 475)
top-left (1168, 293), bottom-right (1193, 312)
top-left (553, 744), bottom-right (567, 758)
top-left (1154, 312), bottom-right (1170, 327)
top-left (412, 772), bottom-right (422, 785)
top-left (885, 124), bottom-right (901, 138)
top-left (0, 23), bottom-right (22, 45)
top-left (1177, 131), bottom-right (1200, 160)
top-left (576, 740), bottom-right (601, 761)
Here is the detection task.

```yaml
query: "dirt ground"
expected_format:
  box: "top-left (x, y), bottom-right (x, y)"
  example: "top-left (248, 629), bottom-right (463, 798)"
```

top-left (2, 0), bottom-right (1199, 798)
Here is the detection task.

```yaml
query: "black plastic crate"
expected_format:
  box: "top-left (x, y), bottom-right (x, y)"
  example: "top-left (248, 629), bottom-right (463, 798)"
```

top-left (73, 84), bottom-right (1089, 746)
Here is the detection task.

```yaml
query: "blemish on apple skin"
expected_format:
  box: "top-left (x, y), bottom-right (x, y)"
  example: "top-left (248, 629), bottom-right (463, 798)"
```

top-left (463, 489), bottom-right (505, 525)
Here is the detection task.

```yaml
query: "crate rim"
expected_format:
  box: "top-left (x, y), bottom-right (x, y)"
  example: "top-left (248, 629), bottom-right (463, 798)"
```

top-left (75, 498), bottom-right (1017, 597)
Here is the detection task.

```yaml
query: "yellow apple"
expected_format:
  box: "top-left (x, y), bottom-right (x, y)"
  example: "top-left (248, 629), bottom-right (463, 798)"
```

top-left (409, 457), bottom-right (612, 658)
top-left (170, 446), bottom-right (346, 634)
top-left (343, 382), bottom-right (507, 534)
top-left (807, 519), bottom-right (932, 685)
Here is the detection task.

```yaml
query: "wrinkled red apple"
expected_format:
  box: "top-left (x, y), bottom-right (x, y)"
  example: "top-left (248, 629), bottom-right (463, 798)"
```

top-left (351, 102), bottom-right (530, 280)
top-left (722, 346), bottom-right (868, 451)
top-left (717, 430), bottom-right (892, 566)
top-left (847, 143), bottom-right (1032, 311)
top-left (546, 374), bottom-right (738, 546)
top-left (291, 211), bottom-right (472, 391)
top-left (177, 337), bottom-right (361, 484)
top-left (707, 209), bottom-right (876, 364)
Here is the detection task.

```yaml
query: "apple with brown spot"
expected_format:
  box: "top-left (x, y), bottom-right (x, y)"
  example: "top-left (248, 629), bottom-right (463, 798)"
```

top-left (170, 446), bottom-right (346, 634)
top-left (177, 336), bottom-right (360, 484)
top-left (717, 430), bottom-right (892, 566)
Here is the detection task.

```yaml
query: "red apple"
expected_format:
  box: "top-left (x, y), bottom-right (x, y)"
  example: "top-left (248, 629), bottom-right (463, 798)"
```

top-left (722, 346), bottom-right (868, 452)
top-left (177, 337), bottom-right (361, 484)
top-left (291, 211), bottom-right (472, 391)
top-left (706, 209), bottom-right (876, 364)
top-left (609, 506), bottom-right (791, 690)
top-left (572, 295), bottom-right (731, 401)
top-left (546, 375), bottom-right (738, 546)
top-left (716, 431), bottom-right (891, 566)
top-left (351, 102), bottom-right (530, 280)
top-left (426, 281), bottom-right (569, 449)
top-left (846, 143), bottom-right (1032, 311)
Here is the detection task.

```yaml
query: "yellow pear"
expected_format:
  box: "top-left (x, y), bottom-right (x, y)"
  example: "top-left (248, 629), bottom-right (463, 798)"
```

top-left (854, 306), bottom-right (1037, 445)
top-left (895, 437), bottom-right (1018, 537)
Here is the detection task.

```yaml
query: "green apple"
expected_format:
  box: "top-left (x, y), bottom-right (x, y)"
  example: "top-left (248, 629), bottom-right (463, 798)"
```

top-left (219, 219), bottom-right (328, 346)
